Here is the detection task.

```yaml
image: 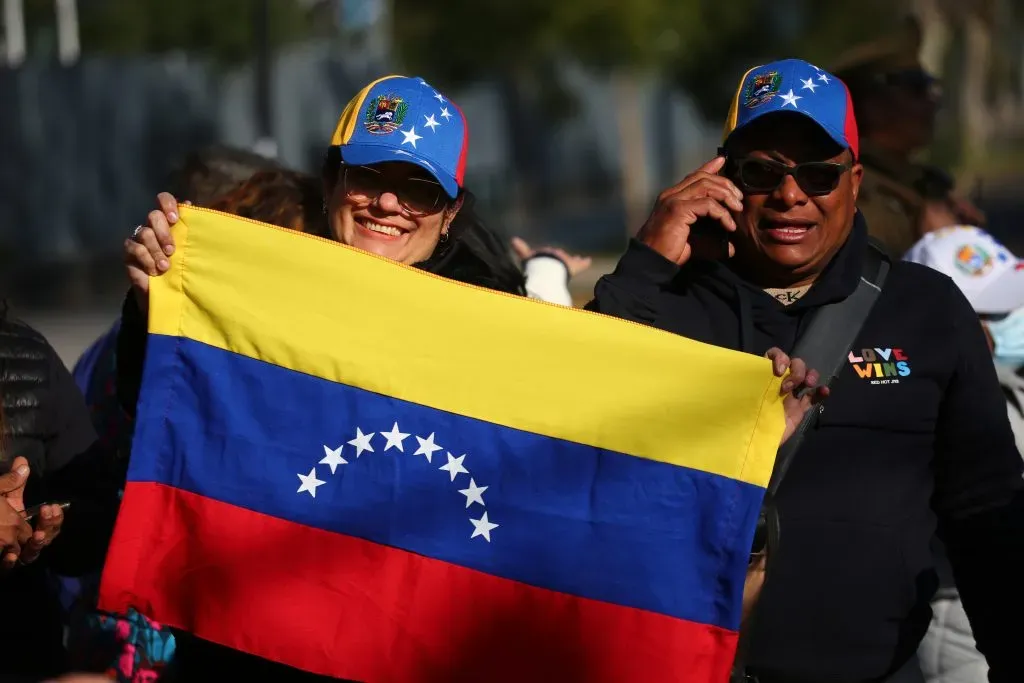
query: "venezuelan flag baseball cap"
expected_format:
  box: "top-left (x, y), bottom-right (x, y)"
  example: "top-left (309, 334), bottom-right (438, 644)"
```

top-left (723, 59), bottom-right (859, 159)
top-left (329, 75), bottom-right (468, 199)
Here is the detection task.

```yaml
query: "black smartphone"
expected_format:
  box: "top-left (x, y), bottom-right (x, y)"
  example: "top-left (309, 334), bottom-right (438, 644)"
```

top-left (21, 501), bottom-right (71, 524)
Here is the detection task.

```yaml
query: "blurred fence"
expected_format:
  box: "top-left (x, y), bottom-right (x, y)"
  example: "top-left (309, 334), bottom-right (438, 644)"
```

top-left (0, 42), bottom-right (719, 266)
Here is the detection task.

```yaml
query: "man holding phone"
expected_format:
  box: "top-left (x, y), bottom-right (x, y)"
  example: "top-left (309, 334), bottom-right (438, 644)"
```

top-left (588, 59), bottom-right (1024, 682)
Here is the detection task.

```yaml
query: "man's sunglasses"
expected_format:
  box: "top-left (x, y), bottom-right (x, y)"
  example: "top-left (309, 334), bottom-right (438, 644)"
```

top-left (728, 157), bottom-right (852, 197)
top-left (342, 165), bottom-right (448, 217)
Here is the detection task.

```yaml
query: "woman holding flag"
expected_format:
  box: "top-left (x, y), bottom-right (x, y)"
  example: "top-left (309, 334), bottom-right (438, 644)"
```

top-left (115, 75), bottom-right (826, 682)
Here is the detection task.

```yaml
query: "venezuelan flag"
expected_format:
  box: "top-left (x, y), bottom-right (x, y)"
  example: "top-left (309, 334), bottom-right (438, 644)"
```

top-left (99, 208), bottom-right (785, 683)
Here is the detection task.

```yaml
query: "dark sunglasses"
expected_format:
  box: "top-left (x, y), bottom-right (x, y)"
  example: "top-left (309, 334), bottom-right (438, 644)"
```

top-left (342, 165), bottom-right (448, 217)
top-left (729, 157), bottom-right (852, 196)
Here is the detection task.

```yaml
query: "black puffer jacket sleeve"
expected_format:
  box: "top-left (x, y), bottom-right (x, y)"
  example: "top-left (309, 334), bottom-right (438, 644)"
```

top-left (584, 239), bottom-right (678, 324)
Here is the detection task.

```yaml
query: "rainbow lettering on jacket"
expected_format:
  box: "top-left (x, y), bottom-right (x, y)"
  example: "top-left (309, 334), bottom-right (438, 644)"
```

top-left (847, 348), bottom-right (911, 385)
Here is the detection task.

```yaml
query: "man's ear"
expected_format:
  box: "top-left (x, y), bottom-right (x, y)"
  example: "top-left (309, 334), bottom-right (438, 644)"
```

top-left (850, 162), bottom-right (864, 202)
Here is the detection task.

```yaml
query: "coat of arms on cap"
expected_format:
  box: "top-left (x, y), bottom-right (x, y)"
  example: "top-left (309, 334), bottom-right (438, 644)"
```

top-left (955, 244), bottom-right (993, 276)
top-left (744, 71), bottom-right (782, 109)
top-left (363, 94), bottom-right (409, 135)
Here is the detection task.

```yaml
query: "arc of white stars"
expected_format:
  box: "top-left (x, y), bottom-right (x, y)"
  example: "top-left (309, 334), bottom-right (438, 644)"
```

top-left (458, 478), bottom-right (487, 508)
top-left (423, 113), bottom-right (440, 131)
top-left (401, 127), bottom-right (422, 148)
top-left (800, 77), bottom-right (818, 93)
top-left (297, 467), bottom-right (325, 498)
top-left (470, 512), bottom-right (499, 542)
top-left (414, 432), bottom-right (443, 463)
top-left (779, 89), bottom-right (801, 108)
top-left (439, 452), bottom-right (469, 482)
top-left (319, 444), bottom-right (348, 474)
top-left (347, 428), bottom-right (375, 458)
top-left (381, 422), bottom-right (410, 452)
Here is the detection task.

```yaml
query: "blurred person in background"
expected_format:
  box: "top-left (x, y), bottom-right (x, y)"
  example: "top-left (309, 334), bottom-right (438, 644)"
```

top-left (511, 237), bottom-right (593, 306)
top-left (0, 308), bottom-right (121, 682)
top-left (832, 17), bottom-right (985, 258)
top-left (588, 59), bottom-right (1024, 683)
top-left (904, 225), bottom-right (1024, 683)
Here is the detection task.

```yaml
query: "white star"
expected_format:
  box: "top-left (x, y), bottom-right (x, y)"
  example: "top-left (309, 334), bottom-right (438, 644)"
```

top-left (423, 113), bottom-right (440, 131)
top-left (800, 77), bottom-right (818, 93)
top-left (439, 452), bottom-right (469, 482)
top-left (297, 468), bottom-right (326, 498)
top-left (319, 445), bottom-right (348, 474)
top-left (439, 107), bottom-right (452, 121)
top-left (381, 422), bottom-right (410, 452)
top-left (458, 478), bottom-right (488, 508)
top-left (401, 127), bottom-right (422, 148)
top-left (413, 433), bottom-right (443, 464)
top-left (470, 512), bottom-right (499, 542)
top-left (817, 72), bottom-right (830, 84)
top-left (347, 428), bottom-right (375, 458)
top-left (780, 89), bottom-right (801, 108)
top-left (433, 91), bottom-right (445, 102)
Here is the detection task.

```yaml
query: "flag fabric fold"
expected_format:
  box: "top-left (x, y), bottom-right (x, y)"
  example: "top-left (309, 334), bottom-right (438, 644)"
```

top-left (99, 207), bottom-right (785, 683)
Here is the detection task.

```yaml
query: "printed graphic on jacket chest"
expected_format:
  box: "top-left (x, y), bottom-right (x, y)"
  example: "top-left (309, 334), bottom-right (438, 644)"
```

top-left (847, 347), bottom-right (911, 385)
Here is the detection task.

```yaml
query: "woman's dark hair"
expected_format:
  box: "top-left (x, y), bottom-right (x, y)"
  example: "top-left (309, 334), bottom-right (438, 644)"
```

top-left (420, 192), bottom-right (527, 296)
top-left (167, 145), bottom-right (285, 207)
top-left (206, 169), bottom-right (327, 237)
top-left (321, 148), bottom-right (526, 295)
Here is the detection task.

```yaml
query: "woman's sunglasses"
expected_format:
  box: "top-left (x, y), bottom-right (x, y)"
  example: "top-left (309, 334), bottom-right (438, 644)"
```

top-left (342, 165), bottom-right (447, 217)
top-left (730, 157), bottom-right (852, 197)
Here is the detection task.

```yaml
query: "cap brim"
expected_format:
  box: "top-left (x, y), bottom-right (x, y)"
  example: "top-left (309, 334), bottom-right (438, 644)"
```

top-left (339, 144), bottom-right (459, 199)
top-left (726, 110), bottom-right (851, 158)
top-left (970, 266), bottom-right (1024, 314)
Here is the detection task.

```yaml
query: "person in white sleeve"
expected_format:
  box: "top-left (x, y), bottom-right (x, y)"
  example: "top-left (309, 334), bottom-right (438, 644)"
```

top-left (511, 237), bottom-right (593, 307)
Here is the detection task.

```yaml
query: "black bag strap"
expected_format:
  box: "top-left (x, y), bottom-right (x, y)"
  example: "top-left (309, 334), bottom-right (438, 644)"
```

top-left (765, 241), bottom-right (890, 497)
top-left (731, 243), bottom-right (890, 683)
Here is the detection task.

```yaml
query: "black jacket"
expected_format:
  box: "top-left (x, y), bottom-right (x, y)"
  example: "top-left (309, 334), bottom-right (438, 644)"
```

top-left (587, 216), bottom-right (1024, 683)
top-left (0, 314), bottom-right (120, 679)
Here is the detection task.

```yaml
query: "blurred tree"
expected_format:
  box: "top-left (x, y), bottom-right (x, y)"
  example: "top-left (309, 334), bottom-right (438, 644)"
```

top-left (668, 0), bottom-right (915, 124)
top-left (23, 0), bottom-right (318, 64)
top-left (393, 0), bottom-right (765, 231)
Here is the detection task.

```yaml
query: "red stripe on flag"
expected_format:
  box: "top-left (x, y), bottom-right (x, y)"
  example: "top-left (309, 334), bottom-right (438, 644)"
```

top-left (100, 483), bottom-right (738, 683)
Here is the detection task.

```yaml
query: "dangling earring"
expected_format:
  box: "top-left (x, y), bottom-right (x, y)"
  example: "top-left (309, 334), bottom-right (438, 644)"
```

top-left (440, 231), bottom-right (449, 243)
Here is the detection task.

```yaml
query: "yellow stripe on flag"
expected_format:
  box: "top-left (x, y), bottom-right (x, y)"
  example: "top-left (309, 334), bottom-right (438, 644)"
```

top-left (151, 207), bottom-right (784, 486)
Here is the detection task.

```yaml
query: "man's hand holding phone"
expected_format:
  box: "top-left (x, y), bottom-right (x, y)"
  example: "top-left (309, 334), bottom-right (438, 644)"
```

top-left (637, 156), bottom-right (744, 266)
